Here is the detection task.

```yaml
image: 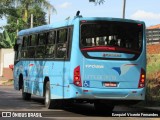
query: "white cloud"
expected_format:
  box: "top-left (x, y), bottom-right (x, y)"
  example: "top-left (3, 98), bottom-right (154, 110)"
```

top-left (131, 10), bottom-right (160, 20)
top-left (59, 2), bottom-right (71, 9)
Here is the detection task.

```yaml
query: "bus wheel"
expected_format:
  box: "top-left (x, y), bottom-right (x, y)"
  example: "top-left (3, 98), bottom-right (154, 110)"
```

top-left (22, 85), bottom-right (31, 100)
top-left (45, 81), bottom-right (58, 109)
top-left (94, 102), bottom-right (114, 114)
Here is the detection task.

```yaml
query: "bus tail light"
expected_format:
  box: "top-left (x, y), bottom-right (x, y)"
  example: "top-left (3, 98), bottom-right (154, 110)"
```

top-left (138, 68), bottom-right (145, 88)
top-left (73, 66), bottom-right (82, 87)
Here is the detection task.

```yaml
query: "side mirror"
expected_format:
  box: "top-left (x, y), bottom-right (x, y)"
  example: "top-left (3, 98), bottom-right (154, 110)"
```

top-left (14, 44), bottom-right (18, 51)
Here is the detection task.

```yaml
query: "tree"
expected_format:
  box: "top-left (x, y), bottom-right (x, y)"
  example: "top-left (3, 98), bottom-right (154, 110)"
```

top-left (2, 5), bottom-right (47, 48)
top-left (0, 0), bottom-right (52, 48)
top-left (14, 0), bottom-right (55, 23)
top-left (0, 0), bottom-right (21, 19)
top-left (0, 29), bottom-right (15, 48)
top-left (0, 0), bottom-right (56, 23)
top-left (5, 5), bottom-right (47, 33)
top-left (28, 5), bottom-right (47, 27)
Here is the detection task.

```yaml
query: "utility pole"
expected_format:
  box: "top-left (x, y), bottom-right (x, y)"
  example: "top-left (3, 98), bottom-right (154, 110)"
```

top-left (16, 0), bottom-right (19, 36)
top-left (48, 6), bottom-right (51, 24)
top-left (31, 14), bottom-right (33, 28)
top-left (122, 0), bottom-right (126, 19)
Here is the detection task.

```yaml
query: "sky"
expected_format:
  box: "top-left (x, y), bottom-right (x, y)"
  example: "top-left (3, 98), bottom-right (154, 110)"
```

top-left (0, 0), bottom-right (160, 29)
top-left (48, 0), bottom-right (160, 27)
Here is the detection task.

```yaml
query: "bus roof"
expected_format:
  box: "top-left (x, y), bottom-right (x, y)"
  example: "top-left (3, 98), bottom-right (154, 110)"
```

top-left (18, 20), bottom-right (74, 36)
top-left (18, 17), bottom-right (145, 36)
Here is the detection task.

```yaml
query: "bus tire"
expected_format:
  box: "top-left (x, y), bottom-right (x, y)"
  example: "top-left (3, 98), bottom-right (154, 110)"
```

top-left (22, 84), bottom-right (31, 100)
top-left (45, 81), bottom-right (58, 109)
top-left (94, 102), bottom-right (114, 114)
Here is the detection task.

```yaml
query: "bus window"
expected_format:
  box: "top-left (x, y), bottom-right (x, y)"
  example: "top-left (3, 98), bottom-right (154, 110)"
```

top-left (38, 33), bottom-right (46, 45)
top-left (21, 36), bottom-right (28, 58)
top-left (56, 29), bottom-right (68, 58)
top-left (28, 35), bottom-right (36, 58)
top-left (81, 21), bottom-right (143, 54)
top-left (22, 36), bottom-right (28, 48)
top-left (15, 36), bottom-right (22, 61)
top-left (47, 31), bottom-right (55, 44)
top-left (29, 34), bottom-right (37, 46)
top-left (28, 47), bottom-right (35, 58)
top-left (36, 33), bottom-right (46, 58)
top-left (46, 31), bottom-right (56, 58)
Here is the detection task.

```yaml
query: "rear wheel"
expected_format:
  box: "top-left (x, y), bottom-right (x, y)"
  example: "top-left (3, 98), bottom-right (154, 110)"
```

top-left (45, 81), bottom-right (59, 109)
top-left (22, 84), bottom-right (31, 100)
top-left (94, 101), bottom-right (114, 114)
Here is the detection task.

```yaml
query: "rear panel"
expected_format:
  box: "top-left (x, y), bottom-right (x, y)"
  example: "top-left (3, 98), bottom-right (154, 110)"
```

top-left (69, 18), bottom-right (146, 100)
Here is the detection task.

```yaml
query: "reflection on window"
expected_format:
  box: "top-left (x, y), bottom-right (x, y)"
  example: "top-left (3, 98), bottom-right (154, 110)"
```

top-left (21, 51), bottom-right (27, 58)
top-left (56, 29), bottom-right (68, 58)
top-left (57, 29), bottom-right (67, 43)
top-left (38, 33), bottom-right (46, 45)
top-left (30, 35), bottom-right (37, 46)
top-left (28, 47), bottom-right (35, 58)
top-left (36, 46), bottom-right (45, 58)
top-left (48, 31), bottom-right (55, 44)
top-left (46, 45), bottom-right (55, 58)
top-left (56, 43), bottom-right (67, 58)
top-left (22, 37), bottom-right (28, 48)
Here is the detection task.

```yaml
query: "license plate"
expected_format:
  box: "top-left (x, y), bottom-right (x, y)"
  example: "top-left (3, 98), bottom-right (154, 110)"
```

top-left (103, 82), bottom-right (117, 87)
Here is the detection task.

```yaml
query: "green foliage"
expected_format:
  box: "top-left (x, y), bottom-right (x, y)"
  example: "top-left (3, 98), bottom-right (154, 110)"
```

top-left (28, 5), bottom-right (47, 27)
top-left (0, 0), bottom-right (55, 48)
top-left (0, 0), bottom-right (55, 19)
top-left (0, 29), bottom-right (15, 48)
top-left (4, 5), bottom-right (47, 33)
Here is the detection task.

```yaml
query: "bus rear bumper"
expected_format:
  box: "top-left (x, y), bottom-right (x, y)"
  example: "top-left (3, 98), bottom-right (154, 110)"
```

top-left (69, 85), bottom-right (145, 100)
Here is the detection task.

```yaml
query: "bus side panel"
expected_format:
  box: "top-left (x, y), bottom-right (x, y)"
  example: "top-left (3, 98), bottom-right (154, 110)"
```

top-left (47, 61), bottom-right (71, 99)
top-left (65, 19), bottom-right (85, 98)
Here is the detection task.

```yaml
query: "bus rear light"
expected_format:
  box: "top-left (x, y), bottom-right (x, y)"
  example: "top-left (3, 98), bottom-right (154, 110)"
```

top-left (138, 68), bottom-right (145, 88)
top-left (138, 24), bottom-right (142, 26)
top-left (81, 20), bottom-right (87, 23)
top-left (73, 66), bottom-right (82, 87)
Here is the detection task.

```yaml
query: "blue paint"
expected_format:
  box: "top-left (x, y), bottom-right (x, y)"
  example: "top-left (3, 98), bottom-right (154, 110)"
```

top-left (112, 67), bottom-right (121, 75)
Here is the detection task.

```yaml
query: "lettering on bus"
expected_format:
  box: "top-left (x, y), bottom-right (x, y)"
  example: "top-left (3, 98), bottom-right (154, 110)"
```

top-left (103, 53), bottom-right (121, 57)
top-left (84, 75), bottom-right (116, 81)
top-left (85, 64), bottom-right (104, 69)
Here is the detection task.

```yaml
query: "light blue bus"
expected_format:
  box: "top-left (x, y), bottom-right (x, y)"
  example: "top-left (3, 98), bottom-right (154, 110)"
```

top-left (14, 16), bottom-right (146, 112)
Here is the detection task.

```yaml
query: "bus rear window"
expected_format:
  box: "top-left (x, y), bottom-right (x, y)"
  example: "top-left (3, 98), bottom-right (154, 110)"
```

top-left (80, 21), bottom-right (143, 53)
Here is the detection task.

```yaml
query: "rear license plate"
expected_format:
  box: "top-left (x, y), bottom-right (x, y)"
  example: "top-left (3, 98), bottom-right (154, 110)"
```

top-left (103, 82), bottom-right (117, 87)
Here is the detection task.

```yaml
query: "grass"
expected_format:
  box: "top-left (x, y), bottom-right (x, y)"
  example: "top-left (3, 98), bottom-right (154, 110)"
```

top-left (147, 54), bottom-right (160, 74)
top-left (2, 79), bottom-right (13, 86)
top-left (145, 54), bottom-right (160, 104)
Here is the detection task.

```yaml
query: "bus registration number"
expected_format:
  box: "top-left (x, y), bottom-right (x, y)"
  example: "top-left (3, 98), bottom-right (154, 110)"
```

top-left (103, 82), bottom-right (117, 87)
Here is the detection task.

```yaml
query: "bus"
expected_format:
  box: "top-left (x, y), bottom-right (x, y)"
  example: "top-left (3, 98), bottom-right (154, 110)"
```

top-left (14, 16), bottom-right (146, 112)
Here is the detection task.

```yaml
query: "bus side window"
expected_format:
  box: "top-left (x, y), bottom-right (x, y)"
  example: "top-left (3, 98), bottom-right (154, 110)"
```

top-left (30, 34), bottom-right (37, 46)
top-left (46, 31), bottom-right (56, 58)
top-left (56, 28), bottom-right (68, 58)
top-left (36, 33), bottom-right (46, 58)
top-left (38, 33), bottom-right (46, 45)
top-left (28, 35), bottom-right (36, 58)
top-left (15, 36), bottom-right (22, 61)
top-left (21, 36), bottom-right (28, 58)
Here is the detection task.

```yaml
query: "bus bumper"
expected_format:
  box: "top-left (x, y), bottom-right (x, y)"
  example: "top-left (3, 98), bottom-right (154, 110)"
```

top-left (69, 85), bottom-right (145, 100)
